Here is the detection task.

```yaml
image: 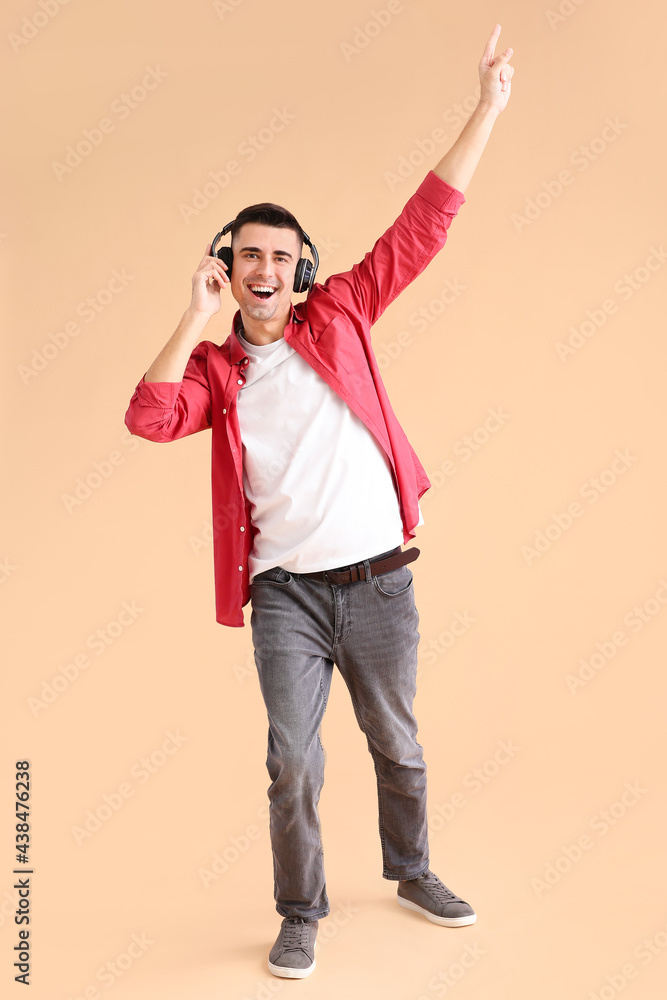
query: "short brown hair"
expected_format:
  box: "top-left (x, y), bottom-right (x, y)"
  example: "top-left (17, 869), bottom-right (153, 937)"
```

top-left (230, 203), bottom-right (303, 254)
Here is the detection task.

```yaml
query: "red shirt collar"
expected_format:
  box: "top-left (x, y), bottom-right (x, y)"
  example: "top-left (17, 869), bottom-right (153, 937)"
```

top-left (223, 302), bottom-right (305, 365)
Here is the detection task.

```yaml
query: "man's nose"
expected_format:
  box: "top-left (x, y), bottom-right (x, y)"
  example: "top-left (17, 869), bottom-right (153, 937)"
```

top-left (253, 257), bottom-right (275, 279)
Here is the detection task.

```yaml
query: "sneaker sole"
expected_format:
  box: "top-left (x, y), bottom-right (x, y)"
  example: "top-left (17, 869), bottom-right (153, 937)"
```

top-left (397, 896), bottom-right (477, 927)
top-left (267, 959), bottom-right (316, 979)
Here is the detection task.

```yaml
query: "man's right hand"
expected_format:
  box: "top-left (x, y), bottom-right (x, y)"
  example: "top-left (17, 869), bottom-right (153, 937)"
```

top-left (189, 242), bottom-right (232, 316)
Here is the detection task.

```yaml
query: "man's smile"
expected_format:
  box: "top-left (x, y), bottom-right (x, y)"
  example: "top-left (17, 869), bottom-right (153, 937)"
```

top-left (247, 283), bottom-right (278, 300)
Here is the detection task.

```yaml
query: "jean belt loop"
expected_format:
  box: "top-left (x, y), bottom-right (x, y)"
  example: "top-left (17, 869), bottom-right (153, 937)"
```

top-left (363, 557), bottom-right (372, 583)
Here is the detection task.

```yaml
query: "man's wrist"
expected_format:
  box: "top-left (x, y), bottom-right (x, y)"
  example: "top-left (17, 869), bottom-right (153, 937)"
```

top-left (183, 305), bottom-right (213, 325)
top-left (181, 307), bottom-right (216, 342)
top-left (472, 97), bottom-right (501, 123)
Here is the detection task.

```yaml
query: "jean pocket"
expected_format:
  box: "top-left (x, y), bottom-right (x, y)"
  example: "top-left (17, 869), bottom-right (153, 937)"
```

top-left (372, 564), bottom-right (413, 598)
top-left (251, 566), bottom-right (294, 587)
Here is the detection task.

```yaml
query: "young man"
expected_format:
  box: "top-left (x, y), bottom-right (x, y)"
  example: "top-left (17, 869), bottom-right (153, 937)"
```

top-left (125, 25), bottom-right (514, 980)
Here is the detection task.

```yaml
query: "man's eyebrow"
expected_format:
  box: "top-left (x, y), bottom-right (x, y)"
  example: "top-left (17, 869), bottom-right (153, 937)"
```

top-left (238, 245), bottom-right (294, 259)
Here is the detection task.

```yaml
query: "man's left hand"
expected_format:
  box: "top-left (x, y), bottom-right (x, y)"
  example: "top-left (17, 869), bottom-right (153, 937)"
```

top-left (478, 23), bottom-right (514, 113)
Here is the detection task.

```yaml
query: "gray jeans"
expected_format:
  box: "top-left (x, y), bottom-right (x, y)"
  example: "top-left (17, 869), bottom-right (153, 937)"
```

top-left (249, 547), bottom-right (430, 920)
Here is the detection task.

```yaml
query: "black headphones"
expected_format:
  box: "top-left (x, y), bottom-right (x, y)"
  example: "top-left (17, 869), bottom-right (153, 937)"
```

top-left (211, 220), bottom-right (319, 294)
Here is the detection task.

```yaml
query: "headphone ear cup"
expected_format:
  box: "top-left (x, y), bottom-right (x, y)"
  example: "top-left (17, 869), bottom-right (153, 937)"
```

top-left (293, 258), bottom-right (311, 294)
top-left (217, 245), bottom-right (233, 277)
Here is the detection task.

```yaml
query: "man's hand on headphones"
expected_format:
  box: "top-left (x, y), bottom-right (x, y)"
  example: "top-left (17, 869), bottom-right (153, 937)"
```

top-left (190, 242), bottom-right (231, 316)
top-left (478, 24), bottom-right (514, 113)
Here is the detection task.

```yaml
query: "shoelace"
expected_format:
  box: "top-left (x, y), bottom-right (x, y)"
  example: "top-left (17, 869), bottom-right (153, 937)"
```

top-left (281, 917), bottom-right (312, 952)
top-left (418, 871), bottom-right (461, 902)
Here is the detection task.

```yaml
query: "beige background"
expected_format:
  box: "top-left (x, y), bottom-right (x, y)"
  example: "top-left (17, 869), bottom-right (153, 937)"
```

top-left (3, 0), bottom-right (667, 997)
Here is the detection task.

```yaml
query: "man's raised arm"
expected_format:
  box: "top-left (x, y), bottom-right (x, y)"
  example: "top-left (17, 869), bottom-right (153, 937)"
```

top-left (143, 242), bottom-right (231, 383)
top-left (434, 23), bottom-right (514, 194)
top-left (123, 242), bottom-right (232, 442)
top-left (312, 25), bottom-right (514, 328)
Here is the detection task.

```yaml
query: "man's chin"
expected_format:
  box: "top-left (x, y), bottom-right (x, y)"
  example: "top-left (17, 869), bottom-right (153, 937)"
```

top-left (241, 301), bottom-right (277, 321)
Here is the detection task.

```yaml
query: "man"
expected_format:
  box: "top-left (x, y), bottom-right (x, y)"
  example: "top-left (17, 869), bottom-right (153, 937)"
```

top-left (124, 25), bottom-right (514, 979)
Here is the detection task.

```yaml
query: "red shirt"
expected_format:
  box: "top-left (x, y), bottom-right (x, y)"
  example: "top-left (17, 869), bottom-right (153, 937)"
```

top-left (124, 170), bottom-right (465, 627)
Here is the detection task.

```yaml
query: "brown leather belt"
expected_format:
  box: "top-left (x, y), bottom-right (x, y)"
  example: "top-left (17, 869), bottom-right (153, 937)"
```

top-left (298, 546), bottom-right (420, 585)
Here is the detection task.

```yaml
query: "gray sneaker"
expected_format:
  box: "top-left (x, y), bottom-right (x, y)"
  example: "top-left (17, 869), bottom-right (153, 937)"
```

top-left (397, 869), bottom-right (477, 926)
top-left (268, 916), bottom-right (318, 978)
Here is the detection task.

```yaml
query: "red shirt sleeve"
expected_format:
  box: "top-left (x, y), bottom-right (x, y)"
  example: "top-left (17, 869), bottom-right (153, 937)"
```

top-left (316, 170), bottom-right (465, 327)
top-left (124, 341), bottom-right (213, 442)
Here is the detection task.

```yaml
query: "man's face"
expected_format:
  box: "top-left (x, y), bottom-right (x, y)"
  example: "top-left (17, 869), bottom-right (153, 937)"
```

top-left (230, 223), bottom-right (302, 323)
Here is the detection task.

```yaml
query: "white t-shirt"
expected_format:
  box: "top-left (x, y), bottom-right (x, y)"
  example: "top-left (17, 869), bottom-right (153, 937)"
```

top-left (234, 328), bottom-right (423, 582)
